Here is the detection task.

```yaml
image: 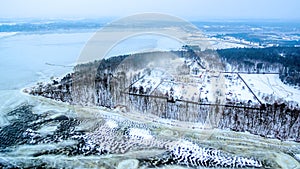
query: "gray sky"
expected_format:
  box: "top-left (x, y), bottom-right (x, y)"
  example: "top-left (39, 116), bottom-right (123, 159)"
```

top-left (0, 0), bottom-right (299, 20)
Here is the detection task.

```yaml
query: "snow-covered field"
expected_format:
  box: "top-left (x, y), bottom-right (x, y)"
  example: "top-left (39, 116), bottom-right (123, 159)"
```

top-left (224, 73), bottom-right (260, 104)
top-left (156, 81), bottom-right (201, 101)
top-left (130, 69), bottom-right (172, 95)
top-left (207, 36), bottom-right (261, 49)
top-left (130, 68), bottom-right (223, 103)
top-left (240, 74), bottom-right (300, 105)
top-left (130, 69), bottom-right (300, 106)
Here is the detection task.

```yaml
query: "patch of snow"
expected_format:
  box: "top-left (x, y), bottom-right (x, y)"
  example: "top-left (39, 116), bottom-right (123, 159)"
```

top-left (250, 27), bottom-right (263, 31)
top-left (37, 125), bottom-right (58, 136)
top-left (295, 154), bottom-right (300, 161)
top-left (105, 120), bottom-right (118, 129)
top-left (0, 32), bottom-right (18, 38)
top-left (127, 128), bottom-right (153, 140)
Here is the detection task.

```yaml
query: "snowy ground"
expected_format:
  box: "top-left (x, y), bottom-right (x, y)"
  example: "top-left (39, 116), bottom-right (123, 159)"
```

top-left (130, 69), bottom-right (173, 95)
top-left (240, 74), bottom-right (300, 105)
top-left (207, 37), bottom-right (261, 49)
top-left (223, 73), bottom-right (260, 105)
top-left (156, 81), bottom-right (202, 102)
top-left (130, 68), bottom-right (223, 104)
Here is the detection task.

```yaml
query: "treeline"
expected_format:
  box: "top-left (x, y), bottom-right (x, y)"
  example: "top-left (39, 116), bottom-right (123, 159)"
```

top-left (219, 102), bottom-right (300, 142)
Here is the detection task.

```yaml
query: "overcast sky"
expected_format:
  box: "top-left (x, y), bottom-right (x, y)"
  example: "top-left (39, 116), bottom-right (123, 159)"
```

top-left (0, 0), bottom-right (299, 20)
